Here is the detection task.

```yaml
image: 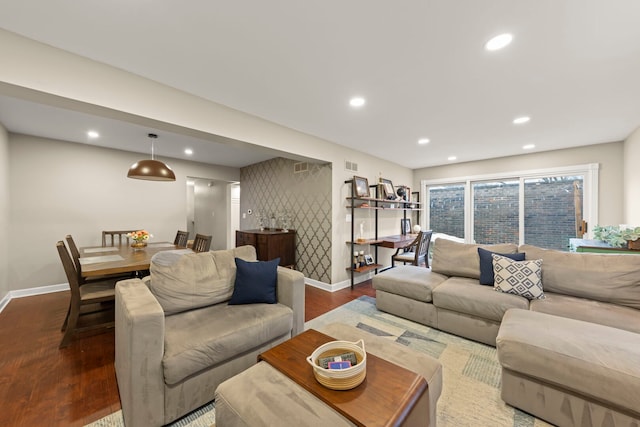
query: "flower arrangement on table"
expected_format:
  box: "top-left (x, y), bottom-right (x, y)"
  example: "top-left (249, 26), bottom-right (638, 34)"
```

top-left (127, 230), bottom-right (152, 248)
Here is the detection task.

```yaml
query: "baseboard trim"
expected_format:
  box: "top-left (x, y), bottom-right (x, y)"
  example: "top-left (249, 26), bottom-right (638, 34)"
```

top-left (0, 283), bottom-right (69, 313)
top-left (306, 274), bottom-right (371, 292)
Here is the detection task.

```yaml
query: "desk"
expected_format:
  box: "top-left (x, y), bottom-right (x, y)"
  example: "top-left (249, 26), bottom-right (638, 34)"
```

top-left (373, 233), bottom-right (418, 249)
top-left (80, 242), bottom-right (190, 278)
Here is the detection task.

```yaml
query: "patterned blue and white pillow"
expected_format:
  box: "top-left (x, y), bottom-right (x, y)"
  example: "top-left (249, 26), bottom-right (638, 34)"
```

top-left (492, 254), bottom-right (544, 300)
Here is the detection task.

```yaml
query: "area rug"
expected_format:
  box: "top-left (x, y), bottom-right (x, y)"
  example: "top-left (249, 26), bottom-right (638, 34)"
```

top-left (306, 295), bottom-right (553, 427)
top-left (88, 295), bottom-right (552, 427)
top-left (85, 402), bottom-right (215, 427)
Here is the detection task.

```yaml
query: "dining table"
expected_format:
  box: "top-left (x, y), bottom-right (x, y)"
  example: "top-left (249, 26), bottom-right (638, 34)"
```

top-left (79, 242), bottom-right (191, 278)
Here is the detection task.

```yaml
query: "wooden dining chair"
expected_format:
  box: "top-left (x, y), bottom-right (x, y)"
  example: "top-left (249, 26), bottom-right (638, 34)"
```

top-left (192, 233), bottom-right (212, 253)
top-left (174, 230), bottom-right (190, 247)
top-left (56, 241), bottom-right (119, 348)
top-left (102, 230), bottom-right (139, 246)
top-left (391, 230), bottom-right (433, 268)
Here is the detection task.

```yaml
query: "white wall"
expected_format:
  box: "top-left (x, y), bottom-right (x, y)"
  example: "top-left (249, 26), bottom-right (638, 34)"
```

top-left (413, 142), bottom-right (625, 227)
top-left (0, 123), bottom-right (9, 299)
top-left (624, 126), bottom-right (640, 225)
top-left (8, 134), bottom-right (239, 291)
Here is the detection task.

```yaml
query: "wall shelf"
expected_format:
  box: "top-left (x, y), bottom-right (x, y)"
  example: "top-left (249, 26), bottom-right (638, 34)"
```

top-left (345, 179), bottom-right (418, 288)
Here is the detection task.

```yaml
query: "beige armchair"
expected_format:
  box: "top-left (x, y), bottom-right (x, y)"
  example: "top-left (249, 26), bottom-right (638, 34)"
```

top-left (115, 245), bottom-right (305, 427)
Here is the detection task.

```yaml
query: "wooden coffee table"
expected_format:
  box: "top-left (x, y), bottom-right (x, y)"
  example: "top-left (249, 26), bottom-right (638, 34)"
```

top-left (258, 329), bottom-right (428, 427)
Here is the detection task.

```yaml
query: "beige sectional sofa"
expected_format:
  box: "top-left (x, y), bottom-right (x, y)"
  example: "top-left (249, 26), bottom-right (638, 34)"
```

top-left (115, 245), bottom-right (305, 427)
top-left (373, 238), bottom-right (640, 426)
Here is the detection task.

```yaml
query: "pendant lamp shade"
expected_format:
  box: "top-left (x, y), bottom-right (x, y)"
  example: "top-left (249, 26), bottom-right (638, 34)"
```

top-left (127, 133), bottom-right (176, 181)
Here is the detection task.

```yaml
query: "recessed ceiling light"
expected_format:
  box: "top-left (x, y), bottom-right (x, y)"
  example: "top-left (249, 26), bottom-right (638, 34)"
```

top-left (87, 130), bottom-right (99, 139)
top-left (418, 138), bottom-right (430, 145)
top-left (513, 116), bottom-right (530, 124)
top-left (485, 33), bottom-right (513, 51)
top-left (349, 97), bottom-right (366, 108)
top-left (448, 156), bottom-right (457, 161)
top-left (523, 144), bottom-right (535, 150)
top-left (184, 148), bottom-right (193, 155)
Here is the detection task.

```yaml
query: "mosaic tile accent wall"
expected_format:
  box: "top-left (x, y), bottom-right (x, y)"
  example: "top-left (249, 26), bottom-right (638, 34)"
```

top-left (240, 158), bottom-right (332, 283)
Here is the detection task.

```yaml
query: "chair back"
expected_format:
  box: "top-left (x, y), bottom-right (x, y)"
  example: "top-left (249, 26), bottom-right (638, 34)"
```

top-left (192, 234), bottom-right (212, 253)
top-left (65, 235), bottom-right (82, 272)
top-left (415, 230), bottom-right (433, 267)
top-left (56, 241), bottom-right (81, 300)
top-left (174, 230), bottom-right (189, 247)
top-left (102, 230), bottom-right (139, 246)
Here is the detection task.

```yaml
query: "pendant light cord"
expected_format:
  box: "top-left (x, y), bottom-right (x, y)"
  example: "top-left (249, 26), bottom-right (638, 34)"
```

top-left (148, 133), bottom-right (158, 160)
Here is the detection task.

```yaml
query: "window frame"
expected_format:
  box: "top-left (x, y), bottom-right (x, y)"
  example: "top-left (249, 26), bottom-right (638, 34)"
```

top-left (421, 163), bottom-right (599, 245)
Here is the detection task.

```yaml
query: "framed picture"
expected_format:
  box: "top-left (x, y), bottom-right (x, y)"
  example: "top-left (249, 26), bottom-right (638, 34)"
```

top-left (401, 218), bottom-right (412, 235)
top-left (379, 178), bottom-right (395, 200)
top-left (353, 176), bottom-right (370, 198)
top-left (364, 254), bottom-right (374, 265)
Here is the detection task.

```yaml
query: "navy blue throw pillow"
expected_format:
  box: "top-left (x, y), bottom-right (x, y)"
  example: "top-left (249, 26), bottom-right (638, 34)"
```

top-left (478, 248), bottom-right (525, 285)
top-left (229, 257), bottom-right (280, 305)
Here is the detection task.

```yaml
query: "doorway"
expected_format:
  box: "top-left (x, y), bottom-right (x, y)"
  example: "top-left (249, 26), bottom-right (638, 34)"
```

top-left (186, 177), bottom-right (240, 250)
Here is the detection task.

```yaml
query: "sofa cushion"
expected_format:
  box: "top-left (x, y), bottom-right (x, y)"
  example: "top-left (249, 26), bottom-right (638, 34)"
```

top-left (432, 276), bottom-right (529, 322)
top-left (162, 302), bottom-right (293, 385)
top-left (530, 292), bottom-right (640, 334)
top-left (229, 257), bottom-right (279, 305)
top-left (373, 265), bottom-right (447, 303)
top-left (149, 246), bottom-right (257, 315)
top-left (492, 255), bottom-right (544, 300)
top-left (432, 239), bottom-right (518, 279)
top-left (520, 244), bottom-right (640, 309)
top-left (478, 248), bottom-right (525, 285)
top-left (497, 309), bottom-right (640, 415)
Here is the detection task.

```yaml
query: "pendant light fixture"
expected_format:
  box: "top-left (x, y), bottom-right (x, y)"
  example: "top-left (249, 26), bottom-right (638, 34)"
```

top-left (127, 133), bottom-right (176, 181)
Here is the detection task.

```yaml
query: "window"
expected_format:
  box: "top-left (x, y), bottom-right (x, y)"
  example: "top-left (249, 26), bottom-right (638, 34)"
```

top-left (422, 164), bottom-right (598, 250)
top-left (428, 183), bottom-right (465, 240)
top-left (473, 180), bottom-right (519, 245)
top-left (524, 176), bottom-right (583, 251)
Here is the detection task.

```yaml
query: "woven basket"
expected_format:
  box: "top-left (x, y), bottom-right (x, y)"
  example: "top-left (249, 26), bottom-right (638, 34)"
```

top-left (306, 340), bottom-right (366, 390)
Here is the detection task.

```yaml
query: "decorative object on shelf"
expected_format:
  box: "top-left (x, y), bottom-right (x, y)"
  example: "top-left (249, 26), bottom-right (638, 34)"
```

top-left (593, 225), bottom-right (640, 248)
top-left (127, 133), bottom-right (176, 181)
top-left (379, 178), bottom-right (396, 200)
top-left (396, 185), bottom-right (410, 202)
top-left (353, 251), bottom-right (359, 269)
top-left (359, 250), bottom-right (365, 267)
top-left (127, 229), bottom-right (152, 249)
top-left (279, 210), bottom-right (291, 232)
top-left (353, 176), bottom-right (370, 198)
top-left (256, 209), bottom-right (267, 231)
top-left (359, 221), bottom-right (365, 241)
top-left (364, 254), bottom-right (374, 265)
top-left (401, 218), bottom-right (412, 235)
top-left (270, 212), bottom-right (277, 229)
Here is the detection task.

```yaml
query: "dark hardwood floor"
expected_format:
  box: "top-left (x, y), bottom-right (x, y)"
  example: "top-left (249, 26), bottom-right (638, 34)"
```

top-left (0, 281), bottom-right (375, 426)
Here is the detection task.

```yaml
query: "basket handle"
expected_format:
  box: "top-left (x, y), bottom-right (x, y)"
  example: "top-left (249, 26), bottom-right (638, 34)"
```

top-left (306, 356), bottom-right (316, 368)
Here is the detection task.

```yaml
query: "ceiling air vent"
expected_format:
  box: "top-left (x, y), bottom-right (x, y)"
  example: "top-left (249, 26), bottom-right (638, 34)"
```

top-left (345, 160), bottom-right (358, 172)
top-left (293, 162), bottom-right (309, 173)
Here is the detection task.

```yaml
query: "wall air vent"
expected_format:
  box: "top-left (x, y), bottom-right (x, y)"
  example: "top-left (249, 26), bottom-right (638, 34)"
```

top-left (345, 160), bottom-right (358, 172)
top-left (293, 162), bottom-right (309, 173)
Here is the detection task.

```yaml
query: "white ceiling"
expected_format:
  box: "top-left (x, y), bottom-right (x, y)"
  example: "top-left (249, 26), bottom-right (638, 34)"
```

top-left (1, 0), bottom-right (639, 169)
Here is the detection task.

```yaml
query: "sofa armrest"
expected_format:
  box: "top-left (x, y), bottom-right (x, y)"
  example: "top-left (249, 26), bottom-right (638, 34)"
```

top-left (276, 267), bottom-right (305, 336)
top-left (115, 279), bottom-right (166, 427)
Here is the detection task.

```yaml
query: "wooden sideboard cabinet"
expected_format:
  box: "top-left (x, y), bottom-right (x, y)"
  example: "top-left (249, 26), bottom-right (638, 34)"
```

top-left (235, 229), bottom-right (296, 268)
